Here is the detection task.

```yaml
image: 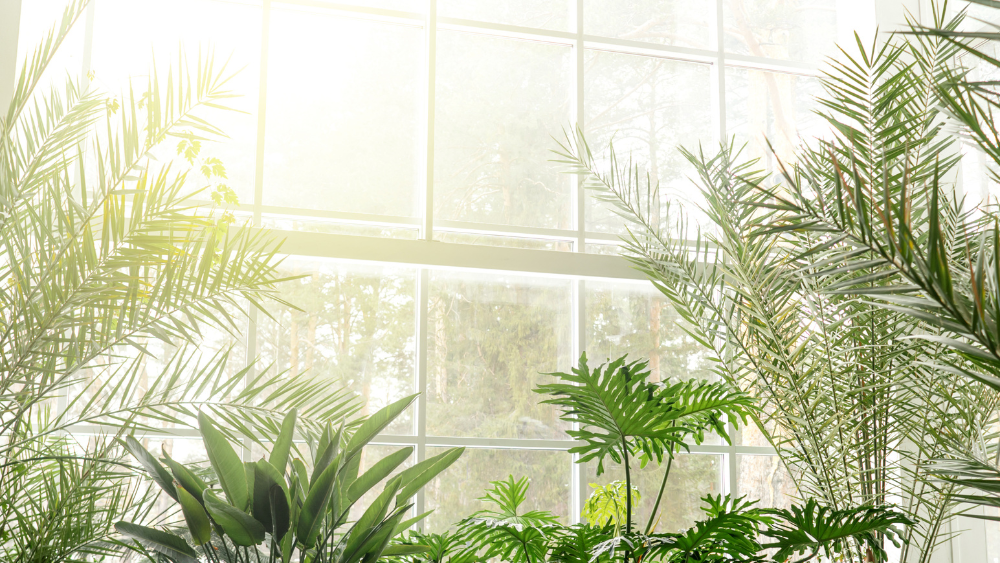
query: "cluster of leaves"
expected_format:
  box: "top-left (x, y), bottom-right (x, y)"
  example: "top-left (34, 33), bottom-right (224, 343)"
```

top-left (118, 397), bottom-right (463, 563)
top-left (395, 476), bottom-right (910, 563)
top-left (551, 4), bottom-right (999, 560)
top-left (385, 355), bottom-right (910, 563)
top-left (0, 0), bottom-right (366, 560)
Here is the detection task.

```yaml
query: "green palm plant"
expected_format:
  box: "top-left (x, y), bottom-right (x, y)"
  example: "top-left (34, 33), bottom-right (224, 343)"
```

top-left (748, 0), bottom-right (1000, 535)
top-left (0, 1), bottom-right (362, 560)
top-left (550, 5), bottom-right (988, 561)
top-left (118, 398), bottom-right (463, 563)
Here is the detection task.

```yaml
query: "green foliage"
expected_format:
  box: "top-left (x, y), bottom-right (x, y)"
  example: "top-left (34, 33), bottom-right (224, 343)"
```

top-left (536, 354), bottom-right (754, 475)
top-left (0, 1), bottom-right (363, 560)
top-left (581, 481), bottom-right (640, 533)
top-left (552, 4), bottom-right (995, 560)
top-left (456, 476), bottom-right (559, 563)
top-left (119, 404), bottom-right (463, 563)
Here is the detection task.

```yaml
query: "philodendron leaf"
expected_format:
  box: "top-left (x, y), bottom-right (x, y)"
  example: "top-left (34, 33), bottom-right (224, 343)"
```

top-left (177, 486), bottom-right (212, 546)
top-left (344, 395), bottom-right (417, 463)
top-left (269, 407), bottom-right (297, 473)
top-left (271, 484), bottom-right (291, 543)
top-left (115, 522), bottom-right (199, 563)
top-left (395, 447), bottom-right (464, 505)
top-left (199, 411), bottom-right (249, 510)
top-left (203, 490), bottom-right (266, 546)
top-left (297, 454), bottom-right (341, 548)
top-left (163, 447), bottom-right (208, 504)
top-left (123, 436), bottom-right (176, 501)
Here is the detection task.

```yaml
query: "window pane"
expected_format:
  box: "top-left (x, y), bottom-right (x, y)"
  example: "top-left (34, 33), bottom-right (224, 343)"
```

top-left (725, 67), bottom-right (824, 170)
top-left (264, 7), bottom-right (423, 218)
top-left (585, 280), bottom-right (712, 383)
top-left (92, 0), bottom-right (262, 202)
top-left (724, 0), bottom-right (838, 65)
top-left (583, 454), bottom-right (723, 532)
top-left (584, 51), bottom-right (713, 234)
top-left (256, 259), bottom-right (417, 435)
top-left (434, 32), bottom-right (573, 230)
top-left (584, 0), bottom-right (712, 49)
top-left (424, 447), bottom-right (571, 531)
top-left (426, 272), bottom-right (572, 439)
top-left (439, 0), bottom-right (571, 31)
top-left (736, 454), bottom-right (797, 509)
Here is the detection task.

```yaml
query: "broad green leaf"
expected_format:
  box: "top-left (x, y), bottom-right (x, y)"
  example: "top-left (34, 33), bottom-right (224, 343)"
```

top-left (270, 483), bottom-right (291, 543)
top-left (176, 485), bottom-right (212, 546)
top-left (344, 395), bottom-right (417, 462)
top-left (381, 545), bottom-right (433, 556)
top-left (297, 453), bottom-right (340, 547)
top-left (115, 522), bottom-right (199, 563)
top-left (347, 447), bottom-right (412, 505)
top-left (269, 407), bottom-right (297, 472)
top-left (345, 477), bottom-right (403, 556)
top-left (253, 459), bottom-right (287, 532)
top-left (123, 436), bottom-right (176, 500)
top-left (396, 447), bottom-right (464, 505)
top-left (312, 422), bottom-right (342, 486)
top-left (203, 490), bottom-right (266, 546)
top-left (199, 411), bottom-right (248, 510)
top-left (163, 447), bottom-right (207, 505)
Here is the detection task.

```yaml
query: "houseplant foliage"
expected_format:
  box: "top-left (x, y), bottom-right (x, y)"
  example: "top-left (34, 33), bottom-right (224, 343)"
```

top-left (748, 0), bottom-right (1000, 530)
top-left (552, 5), bottom-right (994, 561)
top-left (0, 0), bottom-right (362, 560)
top-left (118, 397), bottom-right (463, 563)
top-left (396, 355), bottom-right (910, 563)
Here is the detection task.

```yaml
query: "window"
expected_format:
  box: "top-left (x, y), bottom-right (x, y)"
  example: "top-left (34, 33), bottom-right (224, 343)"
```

top-left (19, 0), bottom-right (861, 531)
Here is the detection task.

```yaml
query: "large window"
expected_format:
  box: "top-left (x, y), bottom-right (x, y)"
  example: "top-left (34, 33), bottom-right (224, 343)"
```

top-left (16, 0), bottom-right (860, 531)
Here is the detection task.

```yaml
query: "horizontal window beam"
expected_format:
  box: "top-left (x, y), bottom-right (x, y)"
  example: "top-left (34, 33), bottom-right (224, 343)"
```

top-left (263, 228), bottom-right (649, 280)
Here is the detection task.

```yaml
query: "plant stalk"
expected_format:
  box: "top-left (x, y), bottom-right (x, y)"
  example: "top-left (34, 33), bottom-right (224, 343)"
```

top-left (644, 453), bottom-right (674, 535)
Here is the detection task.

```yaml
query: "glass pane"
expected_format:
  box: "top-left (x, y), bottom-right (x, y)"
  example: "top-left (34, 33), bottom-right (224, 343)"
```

top-left (725, 67), bottom-right (825, 171)
top-left (17, 0), bottom-right (86, 90)
top-left (434, 31), bottom-right (573, 230)
top-left (585, 51), bottom-right (713, 234)
top-left (256, 259), bottom-right (417, 435)
top-left (426, 272), bottom-right (572, 440)
top-left (264, 7), bottom-right (423, 218)
top-left (584, 0), bottom-right (712, 49)
top-left (439, 0), bottom-right (571, 31)
top-left (424, 447), bottom-right (571, 531)
top-left (92, 0), bottom-right (262, 202)
top-left (436, 231), bottom-right (573, 251)
top-left (321, 0), bottom-right (424, 10)
top-left (723, 0), bottom-right (838, 65)
top-left (736, 454), bottom-right (797, 509)
top-left (583, 454), bottom-right (723, 533)
top-left (585, 280), bottom-right (712, 383)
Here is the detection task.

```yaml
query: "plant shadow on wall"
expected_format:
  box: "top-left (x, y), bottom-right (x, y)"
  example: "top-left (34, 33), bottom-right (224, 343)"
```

top-left (555, 1), bottom-right (1000, 562)
top-left (0, 0), bottom-right (363, 560)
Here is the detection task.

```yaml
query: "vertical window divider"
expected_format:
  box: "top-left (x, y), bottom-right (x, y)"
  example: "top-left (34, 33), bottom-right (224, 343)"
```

top-left (244, 0), bottom-right (272, 461)
top-left (422, 0), bottom-right (438, 242)
top-left (253, 0), bottom-right (271, 227)
top-left (570, 0), bottom-right (586, 527)
top-left (713, 0), bottom-right (739, 502)
top-left (415, 267), bottom-right (430, 527)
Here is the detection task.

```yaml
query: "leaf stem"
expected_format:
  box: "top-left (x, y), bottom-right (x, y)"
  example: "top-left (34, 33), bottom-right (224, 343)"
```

top-left (644, 454), bottom-right (673, 535)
